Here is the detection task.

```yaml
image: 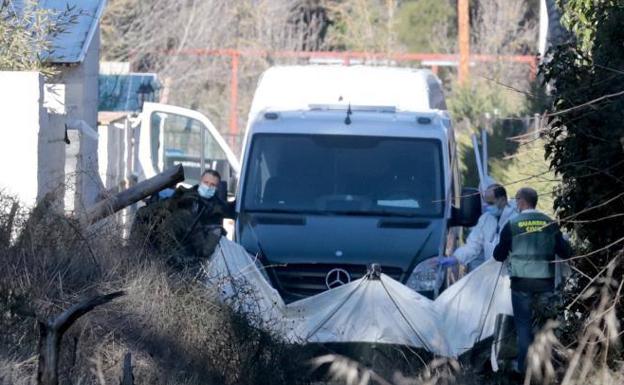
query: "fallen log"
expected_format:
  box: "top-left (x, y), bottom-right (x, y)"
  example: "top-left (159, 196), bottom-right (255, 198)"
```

top-left (37, 291), bottom-right (125, 385)
top-left (84, 165), bottom-right (184, 225)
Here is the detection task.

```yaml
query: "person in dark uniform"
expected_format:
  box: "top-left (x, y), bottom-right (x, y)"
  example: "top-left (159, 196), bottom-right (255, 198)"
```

top-left (131, 169), bottom-right (234, 268)
top-left (493, 187), bottom-right (572, 376)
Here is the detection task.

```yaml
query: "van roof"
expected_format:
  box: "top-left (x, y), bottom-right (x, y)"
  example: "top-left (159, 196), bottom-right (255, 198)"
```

top-left (247, 65), bottom-right (446, 124)
top-left (250, 109), bottom-right (451, 142)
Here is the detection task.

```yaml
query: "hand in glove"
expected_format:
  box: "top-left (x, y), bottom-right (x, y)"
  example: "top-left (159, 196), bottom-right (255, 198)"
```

top-left (437, 256), bottom-right (458, 267)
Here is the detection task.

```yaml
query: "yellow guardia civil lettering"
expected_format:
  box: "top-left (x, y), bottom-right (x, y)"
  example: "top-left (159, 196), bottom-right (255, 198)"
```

top-left (517, 220), bottom-right (547, 232)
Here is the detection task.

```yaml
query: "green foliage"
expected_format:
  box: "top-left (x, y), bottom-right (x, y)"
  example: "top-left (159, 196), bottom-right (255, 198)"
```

top-left (558, 0), bottom-right (618, 52)
top-left (395, 0), bottom-right (456, 53)
top-left (323, 0), bottom-right (454, 53)
top-left (543, 1), bottom-right (624, 319)
top-left (0, 0), bottom-right (79, 77)
top-left (543, 2), bottom-right (624, 250)
top-left (491, 138), bottom-right (557, 216)
top-left (323, 0), bottom-right (396, 51)
top-left (448, 80), bottom-right (532, 189)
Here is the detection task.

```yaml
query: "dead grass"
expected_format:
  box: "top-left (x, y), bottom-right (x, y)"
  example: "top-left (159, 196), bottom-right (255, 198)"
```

top-left (0, 192), bottom-right (310, 385)
top-left (1, 191), bottom-right (622, 385)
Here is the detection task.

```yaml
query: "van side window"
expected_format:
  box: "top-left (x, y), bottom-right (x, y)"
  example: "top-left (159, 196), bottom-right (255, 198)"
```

top-left (150, 111), bottom-right (228, 185)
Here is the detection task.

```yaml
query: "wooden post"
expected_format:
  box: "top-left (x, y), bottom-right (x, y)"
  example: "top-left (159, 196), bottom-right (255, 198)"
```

top-left (84, 165), bottom-right (184, 225)
top-left (458, 0), bottom-right (470, 85)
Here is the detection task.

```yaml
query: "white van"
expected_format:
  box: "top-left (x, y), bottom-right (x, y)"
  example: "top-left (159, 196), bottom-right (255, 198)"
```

top-left (235, 65), bottom-right (480, 302)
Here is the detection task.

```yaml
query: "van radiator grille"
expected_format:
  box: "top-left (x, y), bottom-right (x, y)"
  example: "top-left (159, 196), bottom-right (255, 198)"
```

top-left (271, 263), bottom-right (404, 299)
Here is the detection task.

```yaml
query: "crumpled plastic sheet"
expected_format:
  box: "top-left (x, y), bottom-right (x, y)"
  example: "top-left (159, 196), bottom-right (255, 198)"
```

top-left (203, 238), bottom-right (513, 360)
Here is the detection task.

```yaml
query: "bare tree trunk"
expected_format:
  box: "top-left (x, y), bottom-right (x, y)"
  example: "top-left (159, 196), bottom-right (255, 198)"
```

top-left (84, 165), bottom-right (185, 225)
top-left (37, 291), bottom-right (125, 385)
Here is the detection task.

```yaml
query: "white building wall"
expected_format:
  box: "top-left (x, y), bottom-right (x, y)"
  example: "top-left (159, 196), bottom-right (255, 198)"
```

top-left (0, 28), bottom-right (104, 212)
top-left (57, 26), bottom-right (100, 128)
top-left (39, 113), bottom-right (67, 202)
top-left (0, 72), bottom-right (55, 206)
top-left (48, 28), bottom-right (104, 213)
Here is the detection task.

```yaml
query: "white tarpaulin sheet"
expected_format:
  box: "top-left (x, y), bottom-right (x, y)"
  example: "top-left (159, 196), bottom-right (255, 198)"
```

top-left (204, 238), bottom-right (513, 359)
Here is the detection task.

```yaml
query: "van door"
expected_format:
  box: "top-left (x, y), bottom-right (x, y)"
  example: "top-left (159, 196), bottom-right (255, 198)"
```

top-left (138, 102), bottom-right (240, 191)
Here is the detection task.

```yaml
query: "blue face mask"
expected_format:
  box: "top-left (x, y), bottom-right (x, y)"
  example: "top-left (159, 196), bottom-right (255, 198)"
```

top-left (484, 204), bottom-right (503, 217)
top-left (198, 183), bottom-right (216, 199)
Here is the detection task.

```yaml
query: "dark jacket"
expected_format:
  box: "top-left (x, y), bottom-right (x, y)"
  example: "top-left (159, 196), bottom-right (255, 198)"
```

top-left (131, 185), bottom-right (234, 266)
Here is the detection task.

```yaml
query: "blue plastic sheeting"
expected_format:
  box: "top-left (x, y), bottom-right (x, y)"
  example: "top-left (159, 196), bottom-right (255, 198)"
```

top-left (99, 74), bottom-right (161, 112)
top-left (10, 0), bottom-right (106, 63)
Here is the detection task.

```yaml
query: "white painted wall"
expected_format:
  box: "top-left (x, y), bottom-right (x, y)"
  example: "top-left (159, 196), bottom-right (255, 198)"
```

top-left (99, 121), bottom-right (123, 190)
top-left (64, 120), bottom-right (103, 212)
top-left (0, 72), bottom-right (49, 206)
top-left (39, 113), bottom-right (67, 202)
top-left (47, 29), bottom-right (104, 213)
top-left (0, 30), bottom-right (104, 212)
top-left (56, 26), bottom-right (100, 129)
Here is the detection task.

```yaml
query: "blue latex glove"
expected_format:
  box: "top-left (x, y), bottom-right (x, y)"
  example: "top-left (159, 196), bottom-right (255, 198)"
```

top-left (438, 256), bottom-right (458, 267)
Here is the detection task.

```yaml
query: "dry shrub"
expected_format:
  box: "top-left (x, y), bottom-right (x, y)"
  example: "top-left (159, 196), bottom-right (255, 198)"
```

top-left (306, 255), bottom-right (623, 385)
top-left (0, 191), bottom-right (309, 385)
top-left (524, 255), bottom-right (623, 385)
top-left (3, 188), bottom-right (621, 385)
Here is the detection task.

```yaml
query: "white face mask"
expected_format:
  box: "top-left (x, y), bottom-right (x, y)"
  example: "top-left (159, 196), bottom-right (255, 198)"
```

top-left (198, 183), bottom-right (216, 199)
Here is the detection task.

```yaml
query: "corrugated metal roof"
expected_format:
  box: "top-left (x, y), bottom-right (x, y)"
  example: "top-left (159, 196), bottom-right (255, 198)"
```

top-left (11, 0), bottom-right (106, 63)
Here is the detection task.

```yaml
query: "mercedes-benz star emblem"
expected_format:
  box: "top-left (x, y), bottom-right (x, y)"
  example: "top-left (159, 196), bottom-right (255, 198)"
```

top-left (325, 268), bottom-right (351, 289)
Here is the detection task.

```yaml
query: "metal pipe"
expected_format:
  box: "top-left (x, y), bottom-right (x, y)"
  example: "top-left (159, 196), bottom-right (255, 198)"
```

top-left (472, 134), bottom-right (486, 193)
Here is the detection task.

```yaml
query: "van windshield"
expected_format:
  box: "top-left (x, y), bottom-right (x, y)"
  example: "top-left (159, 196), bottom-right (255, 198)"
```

top-left (242, 134), bottom-right (445, 217)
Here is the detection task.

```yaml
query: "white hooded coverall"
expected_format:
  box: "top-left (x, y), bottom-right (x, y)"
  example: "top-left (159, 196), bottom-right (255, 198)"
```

top-left (454, 204), bottom-right (517, 267)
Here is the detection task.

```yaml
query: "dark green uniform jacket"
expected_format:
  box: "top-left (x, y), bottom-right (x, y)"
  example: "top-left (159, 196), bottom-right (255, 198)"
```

top-left (494, 209), bottom-right (572, 292)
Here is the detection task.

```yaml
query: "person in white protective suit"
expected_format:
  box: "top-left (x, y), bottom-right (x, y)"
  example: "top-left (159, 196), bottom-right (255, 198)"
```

top-left (438, 184), bottom-right (517, 271)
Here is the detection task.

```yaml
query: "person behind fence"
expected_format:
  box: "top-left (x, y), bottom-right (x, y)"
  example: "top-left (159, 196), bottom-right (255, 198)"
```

top-left (493, 187), bottom-right (572, 376)
top-left (438, 183), bottom-right (517, 271)
top-left (131, 169), bottom-right (233, 267)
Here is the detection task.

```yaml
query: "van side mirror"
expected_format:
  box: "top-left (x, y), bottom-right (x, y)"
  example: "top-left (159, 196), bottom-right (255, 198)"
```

top-left (450, 187), bottom-right (481, 227)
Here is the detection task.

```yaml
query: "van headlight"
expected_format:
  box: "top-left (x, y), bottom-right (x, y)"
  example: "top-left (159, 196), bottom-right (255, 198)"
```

top-left (405, 257), bottom-right (444, 293)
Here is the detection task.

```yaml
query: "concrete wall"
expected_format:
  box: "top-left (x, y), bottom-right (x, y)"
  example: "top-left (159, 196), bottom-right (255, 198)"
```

top-left (0, 72), bottom-right (47, 206)
top-left (64, 121), bottom-right (103, 212)
top-left (38, 113), bottom-right (67, 203)
top-left (46, 29), bottom-right (104, 213)
top-left (56, 26), bottom-right (100, 128)
top-left (98, 120), bottom-right (130, 191)
top-left (0, 30), bottom-right (104, 211)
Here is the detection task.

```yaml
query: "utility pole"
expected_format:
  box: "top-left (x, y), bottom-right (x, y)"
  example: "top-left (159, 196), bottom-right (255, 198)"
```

top-left (458, 0), bottom-right (470, 85)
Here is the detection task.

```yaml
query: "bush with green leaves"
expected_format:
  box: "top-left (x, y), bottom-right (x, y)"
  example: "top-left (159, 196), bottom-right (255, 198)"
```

top-left (541, 0), bottom-right (624, 350)
top-left (542, 2), bottom-right (624, 272)
top-left (0, 0), bottom-right (80, 76)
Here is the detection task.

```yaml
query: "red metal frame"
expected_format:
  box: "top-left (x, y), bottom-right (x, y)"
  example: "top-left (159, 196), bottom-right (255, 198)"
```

top-left (163, 48), bottom-right (539, 146)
